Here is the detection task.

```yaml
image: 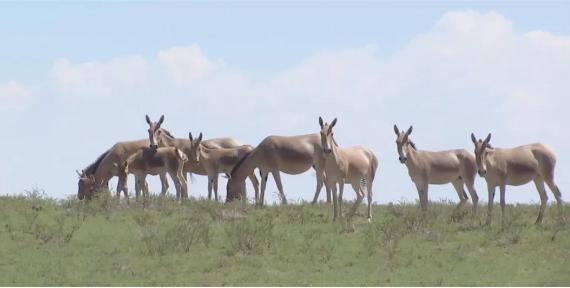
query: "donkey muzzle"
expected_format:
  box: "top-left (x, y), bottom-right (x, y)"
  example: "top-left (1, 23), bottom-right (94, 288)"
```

top-left (399, 156), bottom-right (407, 164)
top-left (478, 169), bottom-right (487, 177)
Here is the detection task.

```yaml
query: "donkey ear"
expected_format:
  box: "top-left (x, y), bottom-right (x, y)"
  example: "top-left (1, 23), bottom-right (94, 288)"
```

top-left (145, 115), bottom-right (151, 125)
top-left (197, 132), bottom-right (203, 141)
top-left (471, 133), bottom-right (477, 144)
top-left (394, 125), bottom-right (400, 135)
top-left (484, 133), bottom-right (492, 144)
top-left (319, 116), bottom-right (324, 128)
top-left (76, 170), bottom-right (82, 177)
top-left (157, 115), bottom-right (165, 126)
top-left (406, 126), bottom-right (413, 135)
top-left (189, 132), bottom-right (193, 141)
top-left (330, 118), bottom-right (337, 128)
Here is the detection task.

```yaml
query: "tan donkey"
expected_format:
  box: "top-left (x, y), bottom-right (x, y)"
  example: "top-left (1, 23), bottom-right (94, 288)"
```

top-left (394, 125), bottom-right (479, 214)
top-left (116, 146), bottom-right (188, 199)
top-left (226, 123), bottom-right (330, 205)
top-left (319, 117), bottom-right (378, 221)
top-left (471, 133), bottom-right (563, 224)
top-left (145, 115), bottom-right (243, 197)
top-left (77, 120), bottom-right (170, 200)
top-left (191, 135), bottom-right (260, 201)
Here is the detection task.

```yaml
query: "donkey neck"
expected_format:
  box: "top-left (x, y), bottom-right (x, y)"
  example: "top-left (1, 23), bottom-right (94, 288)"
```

top-left (404, 142), bottom-right (419, 167)
top-left (231, 149), bottom-right (258, 181)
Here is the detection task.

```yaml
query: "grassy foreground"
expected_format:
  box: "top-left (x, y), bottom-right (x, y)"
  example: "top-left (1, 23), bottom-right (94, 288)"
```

top-left (0, 191), bottom-right (569, 286)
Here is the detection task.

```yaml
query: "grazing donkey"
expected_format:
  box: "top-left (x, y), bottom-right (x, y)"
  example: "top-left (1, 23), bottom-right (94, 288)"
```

top-left (319, 117), bottom-right (378, 221)
top-left (116, 147), bottom-right (188, 199)
top-left (226, 122), bottom-right (330, 205)
top-left (77, 139), bottom-right (169, 200)
top-left (394, 125), bottom-right (479, 213)
top-left (471, 133), bottom-right (563, 224)
top-left (191, 135), bottom-right (260, 201)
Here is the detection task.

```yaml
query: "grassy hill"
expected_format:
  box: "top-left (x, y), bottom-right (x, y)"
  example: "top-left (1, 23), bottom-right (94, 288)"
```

top-left (1, 190), bottom-right (569, 286)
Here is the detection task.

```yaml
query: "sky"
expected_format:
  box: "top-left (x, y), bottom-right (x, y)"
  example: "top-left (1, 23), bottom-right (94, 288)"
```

top-left (1, 2), bottom-right (569, 205)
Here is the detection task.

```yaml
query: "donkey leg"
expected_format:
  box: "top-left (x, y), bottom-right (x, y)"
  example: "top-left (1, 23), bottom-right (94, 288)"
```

top-left (330, 183), bottom-right (338, 221)
top-left (366, 177), bottom-right (373, 221)
top-left (169, 172), bottom-right (182, 200)
top-left (213, 175), bottom-right (220, 202)
top-left (272, 171), bottom-right (287, 205)
top-left (259, 170), bottom-right (268, 207)
top-left (312, 170), bottom-right (325, 205)
top-left (338, 180), bottom-right (345, 218)
top-left (178, 169), bottom-right (188, 199)
top-left (545, 179), bottom-right (564, 221)
top-left (452, 180), bottom-right (468, 211)
top-left (349, 181), bottom-right (364, 218)
top-left (499, 185), bottom-right (507, 226)
top-left (534, 179), bottom-right (548, 224)
top-left (207, 176), bottom-right (213, 200)
top-left (415, 182), bottom-right (428, 211)
top-left (486, 184), bottom-right (496, 226)
top-left (465, 179), bottom-right (479, 216)
top-left (545, 180), bottom-right (563, 208)
top-left (248, 173), bottom-right (260, 204)
top-left (159, 173), bottom-right (169, 197)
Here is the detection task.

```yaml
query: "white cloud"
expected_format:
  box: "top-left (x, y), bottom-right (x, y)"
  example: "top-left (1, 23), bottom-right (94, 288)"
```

top-left (0, 81), bottom-right (34, 112)
top-left (51, 55), bottom-right (151, 100)
top-left (157, 44), bottom-right (225, 84)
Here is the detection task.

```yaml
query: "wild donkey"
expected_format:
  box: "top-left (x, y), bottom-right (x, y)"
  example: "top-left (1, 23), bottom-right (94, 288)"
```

top-left (394, 125), bottom-right (479, 214)
top-left (471, 133), bottom-right (563, 224)
top-left (319, 117), bottom-right (378, 221)
top-left (77, 118), bottom-right (170, 200)
top-left (146, 115), bottom-right (246, 198)
top-left (116, 146), bottom-right (188, 199)
top-left (226, 119), bottom-right (330, 205)
top-left (191, 135), bottom-right (259, 201)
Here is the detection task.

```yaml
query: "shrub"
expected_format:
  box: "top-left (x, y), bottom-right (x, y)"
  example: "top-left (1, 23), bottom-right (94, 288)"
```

top-left (224, 212), bottom-right (274, 255)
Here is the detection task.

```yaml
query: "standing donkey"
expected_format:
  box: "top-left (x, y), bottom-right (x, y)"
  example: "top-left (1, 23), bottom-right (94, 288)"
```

top-left (146, 115), bottom-right (246, 198)
top-left (116, 146), bottom-right (188, 199)
top-left (394, 125), bottom-right (479, 214)
top-left (471, 133), bottom-right (563, 224)
top-left (191, 135), bottom-right (259, 202)
top-left (319, 117), bottom-right (378, 221)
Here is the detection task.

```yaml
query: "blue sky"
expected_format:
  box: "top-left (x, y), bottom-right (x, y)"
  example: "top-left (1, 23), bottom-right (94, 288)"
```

top-left (1, 2), bottom-right (569, 205)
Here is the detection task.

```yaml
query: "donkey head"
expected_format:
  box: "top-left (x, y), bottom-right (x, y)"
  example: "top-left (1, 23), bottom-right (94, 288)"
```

top-left (471, 133), bottom-right (492, 177)
top-left (145, 114), bottom-right (165, 149)
top-left (318, 116), bottom-right (337, 154)
top-left (76, 169), bottom-right (96, 200)
top-left (394, 125), bottom-right (413, 164)
top-left (188, 132), bottom-right (203, 162)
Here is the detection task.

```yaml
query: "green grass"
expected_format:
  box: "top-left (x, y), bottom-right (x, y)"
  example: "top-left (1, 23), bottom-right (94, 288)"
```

top-left (1, 190), bottom-right (569, 286)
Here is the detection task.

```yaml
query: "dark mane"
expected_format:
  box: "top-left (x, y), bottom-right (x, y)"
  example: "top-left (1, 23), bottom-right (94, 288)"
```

top-left (84, 148), bottom-right (111, 175)
top-left (331, 135), bottom-right (339, 147)
top-left (230, 149), bottom-right (253, 176)
top-left (160, 128), bottom-right (175, 139)
top-left (408, 140), bottom-right (417, 151)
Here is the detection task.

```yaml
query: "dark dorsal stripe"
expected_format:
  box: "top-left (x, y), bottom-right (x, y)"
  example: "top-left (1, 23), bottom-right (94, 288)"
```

top-left (84, 148), bottom-right (111, 175)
